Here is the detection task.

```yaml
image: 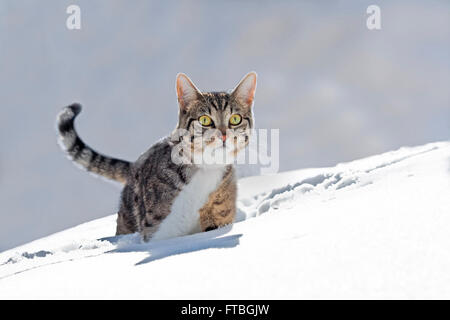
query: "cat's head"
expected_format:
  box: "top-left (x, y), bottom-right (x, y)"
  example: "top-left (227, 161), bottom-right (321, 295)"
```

top-left (172, 72), bottom-right (257, 166)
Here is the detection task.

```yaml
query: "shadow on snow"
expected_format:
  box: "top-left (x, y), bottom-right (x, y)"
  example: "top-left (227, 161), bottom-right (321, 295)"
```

top-left (101, 225), bottom-right (242, 265)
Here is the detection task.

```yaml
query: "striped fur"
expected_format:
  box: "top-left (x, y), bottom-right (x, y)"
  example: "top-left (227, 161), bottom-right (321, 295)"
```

top-left (56, 103), bottom-right (131, 184)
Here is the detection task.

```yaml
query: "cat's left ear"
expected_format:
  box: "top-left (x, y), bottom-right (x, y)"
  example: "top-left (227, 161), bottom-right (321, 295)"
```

top-left (176, 73), bottom-right (203, 111)
top-left (231, 72), bottom-right (257, 108)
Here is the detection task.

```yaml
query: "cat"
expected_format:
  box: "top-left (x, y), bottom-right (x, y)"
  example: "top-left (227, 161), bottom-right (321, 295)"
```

top-left (56, 72), bottom-right (257, 241)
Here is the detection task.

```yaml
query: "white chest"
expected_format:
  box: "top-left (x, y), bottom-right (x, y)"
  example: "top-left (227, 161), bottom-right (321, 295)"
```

top-left (151, 166), bottom-right (226, 241)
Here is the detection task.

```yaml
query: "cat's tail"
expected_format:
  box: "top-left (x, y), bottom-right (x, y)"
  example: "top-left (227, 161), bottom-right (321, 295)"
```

top-left (56, 103), bottom-right (131, 184)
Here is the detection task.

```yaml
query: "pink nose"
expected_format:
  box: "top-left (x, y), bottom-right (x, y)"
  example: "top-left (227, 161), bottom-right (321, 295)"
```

top-left (221, 135), bottom-right (227, 142)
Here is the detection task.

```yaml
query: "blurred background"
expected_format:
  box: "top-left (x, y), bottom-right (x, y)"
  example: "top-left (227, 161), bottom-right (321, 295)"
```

top-left (0, 0), bottom-right (449, 251)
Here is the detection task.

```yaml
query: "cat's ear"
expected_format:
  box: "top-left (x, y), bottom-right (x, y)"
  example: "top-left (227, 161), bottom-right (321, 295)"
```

top-left (231, 72), bottom-right (257, 108)
top-left (176, 73), bottom-right (202, 111)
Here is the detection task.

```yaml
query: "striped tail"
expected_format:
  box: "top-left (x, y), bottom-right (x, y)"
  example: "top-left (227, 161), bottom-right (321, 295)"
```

top-left (56, 103), bottom-right (131, 184)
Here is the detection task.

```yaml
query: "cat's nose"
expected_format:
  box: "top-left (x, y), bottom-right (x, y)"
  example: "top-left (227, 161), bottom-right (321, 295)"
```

top-left (221, 134), bottom-right (227, 142)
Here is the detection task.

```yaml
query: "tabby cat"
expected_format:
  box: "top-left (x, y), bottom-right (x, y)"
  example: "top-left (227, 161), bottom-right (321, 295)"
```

top-left (57, 72), bottom-right (257, 241)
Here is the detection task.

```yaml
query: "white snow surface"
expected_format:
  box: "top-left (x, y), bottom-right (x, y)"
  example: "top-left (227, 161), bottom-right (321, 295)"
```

top-left (1, 141), bottom-right (449, 299)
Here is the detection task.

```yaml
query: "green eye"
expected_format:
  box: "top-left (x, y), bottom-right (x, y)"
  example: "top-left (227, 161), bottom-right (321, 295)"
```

top-left (198, 115), bottom-right (212, 126)
top-left (229, 114), bottom-right (242, 125)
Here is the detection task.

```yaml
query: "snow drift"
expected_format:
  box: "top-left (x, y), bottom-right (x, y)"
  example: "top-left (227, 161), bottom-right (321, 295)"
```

top-left (1, 141), bottom-right (449, 299)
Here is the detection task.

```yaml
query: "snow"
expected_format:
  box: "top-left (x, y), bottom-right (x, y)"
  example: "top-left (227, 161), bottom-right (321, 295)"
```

top-left (1, 141), bottom-right (449, 299)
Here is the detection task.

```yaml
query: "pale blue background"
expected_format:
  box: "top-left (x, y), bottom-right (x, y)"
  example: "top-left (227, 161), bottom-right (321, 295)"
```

top-left (0, 0), bottom-right (449, 251)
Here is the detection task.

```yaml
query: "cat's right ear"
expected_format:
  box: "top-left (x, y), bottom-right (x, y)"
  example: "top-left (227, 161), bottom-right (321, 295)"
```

top-left (176, 73), bottom-right (202, 111)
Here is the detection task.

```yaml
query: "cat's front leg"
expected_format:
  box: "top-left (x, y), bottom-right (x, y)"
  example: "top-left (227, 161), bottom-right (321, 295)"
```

top-left (198, 166), bottom-right (237, 232)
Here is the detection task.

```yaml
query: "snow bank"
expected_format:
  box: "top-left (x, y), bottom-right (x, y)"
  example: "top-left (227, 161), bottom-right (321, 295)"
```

top-left (1, 141), bottom-right (449, 299)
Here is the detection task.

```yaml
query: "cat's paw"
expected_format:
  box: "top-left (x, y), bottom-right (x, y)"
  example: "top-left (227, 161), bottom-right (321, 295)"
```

top-left (204, 225), bottom-right (218, 232)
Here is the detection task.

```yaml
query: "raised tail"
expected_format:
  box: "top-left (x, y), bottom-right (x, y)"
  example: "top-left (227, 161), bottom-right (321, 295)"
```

top-left (56, 103), bottom-right (131, 184)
